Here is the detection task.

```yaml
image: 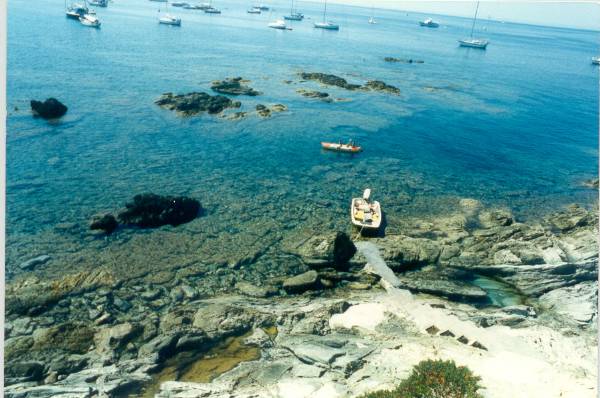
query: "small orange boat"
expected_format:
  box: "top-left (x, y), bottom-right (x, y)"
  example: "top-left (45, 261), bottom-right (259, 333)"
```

top-left (321, 141), bottom-right (362, 153)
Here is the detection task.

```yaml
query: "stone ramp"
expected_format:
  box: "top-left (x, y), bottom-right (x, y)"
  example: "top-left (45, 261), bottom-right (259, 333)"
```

top-left (354, 241), bottom-right (400, 291)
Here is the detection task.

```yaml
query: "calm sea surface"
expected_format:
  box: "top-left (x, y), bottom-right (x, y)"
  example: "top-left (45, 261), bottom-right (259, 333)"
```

top-left (6, 0), bottom-right (599, 279)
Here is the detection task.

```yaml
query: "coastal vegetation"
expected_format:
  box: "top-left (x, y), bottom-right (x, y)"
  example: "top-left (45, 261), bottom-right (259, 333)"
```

top-left (358, 359), bottom-right (483, 398)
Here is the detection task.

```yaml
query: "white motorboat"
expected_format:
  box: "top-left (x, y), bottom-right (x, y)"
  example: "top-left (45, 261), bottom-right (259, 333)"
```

top-left (419, 18), bottom-right (439, 27)
top-left (66, 2), bottom-right (88, 19)
top-left (459, 1), bottom-right (488, 49)
top-left (351, 189), bottom-right (382, 231)
top-left (88, 0), bottom-right (107, 7)
top-left (268, 19), bottom-right (288, 29)
top-left (314, 0), bottom-right (338, 30)
top-left (204, 6), bottom-right (221, 13)
top-left (592, 56), bottom-right (600, 65)
top-left (159, 13), bottom-right (181, 24)
top-left (79, 13), bottom-right (101, 27)
top-left (247, 7), bottom-right (261, 14)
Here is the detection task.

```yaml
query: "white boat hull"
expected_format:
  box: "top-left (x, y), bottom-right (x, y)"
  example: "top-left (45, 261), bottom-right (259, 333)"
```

top-left (592, 57), bottom-right (600, 65)
top-left (351, 198), bottom-right (382, 230)
top-left (314, 22), bottom-right (339, 30)
top-left (159, 17), bottom-right (181, 25)
top-left (459, 39), bottom-right (488, 49)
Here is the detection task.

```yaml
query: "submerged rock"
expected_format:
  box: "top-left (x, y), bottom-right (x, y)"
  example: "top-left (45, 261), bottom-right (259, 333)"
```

top-left (155, 92), bottom-right (241, 116)
top-left (89, 213), bottom-right (118, 234)
top-left (211, 77), bottom-right (261, 96)
top-left (295, 231), bottom-right (357, 269)
top-left (299, 72), bottom-right (362, 90)
top-left (30, 98), bottom-right (68, 119)
top-left (581, 178), bottom-right (599, 189)
top-left (118, 193), bottom-right (201, 228)
top-left (19, 255), bottom-right (51, 271)
top-left (255, 103), bottom-right (287, 118)
top-left (296, 89), bottom-right (332, 102)
top-left (364, 80), bottom-right (401, 95)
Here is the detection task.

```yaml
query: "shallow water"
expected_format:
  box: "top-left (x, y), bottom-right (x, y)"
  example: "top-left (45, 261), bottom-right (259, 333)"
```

top-left (6, 0), bottom-right (599, 278)
top-left (471, 275), bottom-right (524, 307)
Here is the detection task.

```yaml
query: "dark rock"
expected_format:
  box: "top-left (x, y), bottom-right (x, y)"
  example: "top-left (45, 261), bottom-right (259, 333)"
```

top-left (425, 325), bottom-right (439, 335)
top-left (30, 98), bottom-right (68, 119)
top-left (33, 322), bottom-right (95, 355)
top-left (118, 193), bottom-right (201, 228)
top-left (296, 89), bottom-right (331, 101)
top-left (295, 231), bottom-right (357, 270)
top-left (375, 235), bottom-right (441, 269)
top-left (211, 77), bottom-right (261, 96)
top-left (5, 361), bottom-right (44, 381)
top-left (299, 72), bottom-right (362, 90)
top-left (430, 303), bottom-right (446, 309)
top-left (440, 330), bottom-right (455, 337)
top-left (396, 268), bottom-right (488, 302)
top-left (90, 214), bottom-right (118, 234)
top-left (19, 255), bottom-right (51, 271)
top-left (384, 57), bottom-right (424, 64)
top-left (471, 341), bottom-right (488, 351)
top-left (155, 92), bottom-right (241, 116)
top-left (364, 80), bottom-right (400, 95)
top-left (283, 270), bottom-right (321, 294)
top-left (457, 335), bottom-right (469, 344)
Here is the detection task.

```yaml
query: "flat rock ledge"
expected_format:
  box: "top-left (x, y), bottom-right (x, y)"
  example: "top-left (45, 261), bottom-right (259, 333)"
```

top-left (155, 92), bottom-right (241, 116)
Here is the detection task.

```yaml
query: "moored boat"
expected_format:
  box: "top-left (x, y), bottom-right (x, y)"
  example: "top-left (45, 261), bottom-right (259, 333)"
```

top-left (592, 56), bottom-right (600, 65)
top-left (268, 19), bottom-right (288, 29)
top-left (247, 7), bottom-right (261, 13)
top-left (79, 13), bottom-right (101, 27)
top-left (66, 2), bottom-right (88, 19)
top-left (459, 1), bottom-right (488, 49)
top-left (321, 141), bottom-right (362, 153)
top-left (88, 0), bottom-right (107, 7)
top-left (351, 189), bottom-right (382, 231)
top-left (159, 14), bottom-right (181, 25)
top-left (204, 6), bottom-right (221, 13)
top-left (314, 0), bottom-right (339, 30)
top-left (419, 18), bottom-right (439, 27)
top-left (171, 2), bottom-right (188, 6)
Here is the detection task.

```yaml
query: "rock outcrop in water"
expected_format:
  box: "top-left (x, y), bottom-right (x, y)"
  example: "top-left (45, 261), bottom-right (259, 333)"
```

top-left (155, 92), bottom-right (241, 116)
top-left (255, 103), bottom-right (287, 117)
top-left (118, 193), bottom-right (201, 228)
top-left (298, 72), bottom-right (400, 95)
top-left (211, 77), bottom-right (261, 96)
top-left (89, 213), bottom-right (118, 234)
top-left (30, 98), bottom-right (68, 119)
top-left (384, 57), bottom-right (424, 64)
top-left (299, 72), bottom-right (362, 90)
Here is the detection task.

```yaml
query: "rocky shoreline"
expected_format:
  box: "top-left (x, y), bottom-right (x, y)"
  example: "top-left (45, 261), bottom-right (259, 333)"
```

top-left (4, 201), bottom-right (598, 397)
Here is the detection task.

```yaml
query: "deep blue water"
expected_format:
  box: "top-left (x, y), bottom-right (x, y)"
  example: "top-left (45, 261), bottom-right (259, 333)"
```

top-left (6, 0), bottom-right (599, 275)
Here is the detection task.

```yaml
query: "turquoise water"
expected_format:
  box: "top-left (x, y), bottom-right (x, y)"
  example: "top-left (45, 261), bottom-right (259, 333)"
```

top-left (6, 0), bottom-right (599, 277)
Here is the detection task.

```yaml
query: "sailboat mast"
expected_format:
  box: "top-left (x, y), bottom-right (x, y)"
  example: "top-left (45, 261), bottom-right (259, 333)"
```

top-left (323, 0), bottom-right (327, 22)
top-left (290, 0), bottom-right (294, 14)
top-left (470, 1), bottom-right (480, 38)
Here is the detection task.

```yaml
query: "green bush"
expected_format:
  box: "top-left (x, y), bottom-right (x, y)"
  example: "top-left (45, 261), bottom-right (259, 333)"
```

top-left (358, 359), bottom-right (483, 398)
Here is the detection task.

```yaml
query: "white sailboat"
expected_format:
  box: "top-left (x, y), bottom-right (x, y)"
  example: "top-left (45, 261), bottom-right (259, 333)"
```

top-left (459, 1), bottom-right (488, 49)
top-left (65, 0), bottom-right (89, 19)
top-left (158, 1), bottom-right (181, 25)
top-left (314, 0), bottom-right (338, 30)
top-left (247, 5), bottom-right (261, 14)
top-left (368, 3), bottom-right (376, 24)
top-left (204, 0), bottom-right (221, 13)
top-left (284, 0), bottom-right (303, 20)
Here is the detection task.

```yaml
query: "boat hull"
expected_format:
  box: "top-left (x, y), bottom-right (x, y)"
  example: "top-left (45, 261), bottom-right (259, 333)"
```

top-left (351, 198), bottom-right (382, 230)
top-left (420, 22), bottom-right (439, 27)
top-left (284, 15), bottom-right (303, 21)
top-left (592, 57), bottom-right (600, 65)
top-left (159, 18), bottom-right (181, 25)
top-left (321, 142), bottom-right (362, 153)
top-left (459, 39), bottom-right (488, 49)
top-left (314, 22), bottom-right (339, 30)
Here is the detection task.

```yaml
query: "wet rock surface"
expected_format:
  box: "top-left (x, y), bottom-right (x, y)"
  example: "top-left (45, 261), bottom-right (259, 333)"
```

top-left (364, 80), bottom-right (401, 94)
top-left (155, 92), bottom-right (241, 116)
top-left (30, 98), bottom-right (68, 119)
top-left (299, 72), bottom-right (362, 90)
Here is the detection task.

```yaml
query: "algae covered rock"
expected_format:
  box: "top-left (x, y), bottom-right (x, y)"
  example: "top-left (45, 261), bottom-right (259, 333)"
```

top-left (118, 193), bottom-right (201, 228)
top-left (211, 77), bottom-right (261, 96)
top-left (155, 92), bottom-right (241, 116)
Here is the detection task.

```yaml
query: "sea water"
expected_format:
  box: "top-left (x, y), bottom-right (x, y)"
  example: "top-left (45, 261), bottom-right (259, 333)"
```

top-left (6, 0), bottom-right (599, 278)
